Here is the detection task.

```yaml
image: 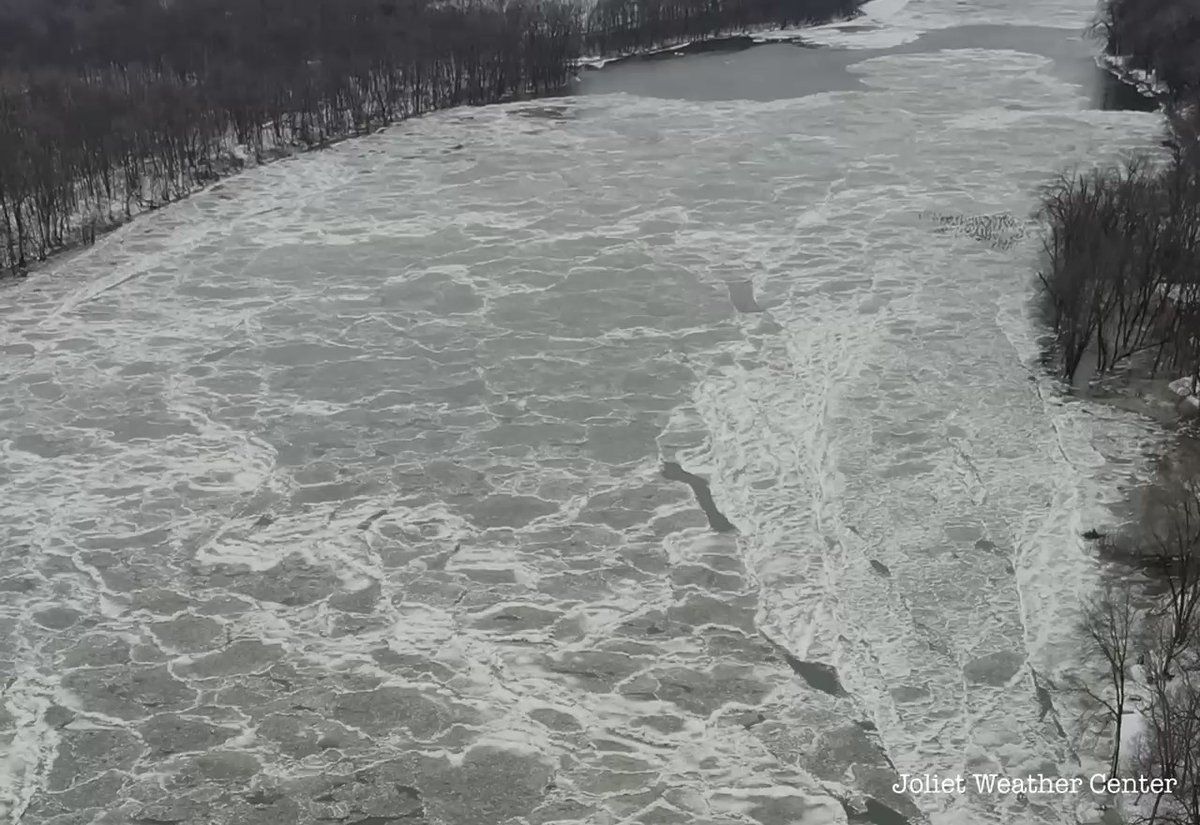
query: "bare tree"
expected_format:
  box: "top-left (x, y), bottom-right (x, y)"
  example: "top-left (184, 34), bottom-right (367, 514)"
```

top-left (1147, 481), bottom-right (1200, 677)
top-left (1136, 617), bottom-right (1200, 825)
top-left (1070, 586), bottom-right (1139, 779)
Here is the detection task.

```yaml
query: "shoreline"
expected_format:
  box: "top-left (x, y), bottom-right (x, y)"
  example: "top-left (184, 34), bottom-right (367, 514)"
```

top-left (1044, 33), bottom-right (1200, 818)
top-left (575, 26), bottom-right (823, 70)
top-left (0, 14), bottom-right (862, 288)
top-left (1096, 53), bottom-right (1170, 106)
top-left (0, 132), bottom-right (375, 288)
top-left (10, 7), bottom-right (1163, 289)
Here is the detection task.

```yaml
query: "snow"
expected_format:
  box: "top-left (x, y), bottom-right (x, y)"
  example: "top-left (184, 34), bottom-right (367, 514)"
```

top-left (1100, 54), bottom-right (1168, 102)
top-left (576, 23), bottom-right (820, 69)
top-left (1169, 376), bottom-right (1195, 397)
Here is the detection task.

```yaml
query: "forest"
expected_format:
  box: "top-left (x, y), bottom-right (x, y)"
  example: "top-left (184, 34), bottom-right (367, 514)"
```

top-left (0, 0), bottom-right (859, 276)
top-left (1094, 0), bottom-right (1200, 104)
top-left (1038, 0), bottom-right (1200, 821)
top-left (1040, 0), bottom-right (1200, 386)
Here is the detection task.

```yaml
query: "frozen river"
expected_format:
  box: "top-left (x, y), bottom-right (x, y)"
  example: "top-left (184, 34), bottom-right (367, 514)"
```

top-left (0, 1), bottom-right (1174, 823)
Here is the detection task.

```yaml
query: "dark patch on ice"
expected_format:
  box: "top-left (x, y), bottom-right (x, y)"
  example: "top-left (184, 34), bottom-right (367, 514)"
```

top-left (790, 658), bottom-right (848, 697)
top-left (726, 280), bottom-right (764, 313)
top-left (530, 708), bottom-right (581, 731)
top-left (357, 509), bottom-right (387, 530)
top-left (251, 513), bottom-right (274, 529)
top-left (843, 797), bottom-right (912, 825)
top-left (44, 704), bottom-right (75, 729)
top-left (855, 719), bottom-right (878, 732)
top-left (781, 653), bottom-right (848, 697)
top-left (759, 631), bottom-right (851, 697)
top-left (661, 462), bottom-right (736, 532)
top-left (33, 607), bottom-right (80, 629)
top-left (1031, 668), bottom-right (1067, 738)
top-left (736, 710), bottom-right (766, 729)
top-left (1081, 528), bottom-right (1105, 540)
top-left (869, 559), bottom-right (891, 577)
top-left (963, 650), bottom-right (1025, 686)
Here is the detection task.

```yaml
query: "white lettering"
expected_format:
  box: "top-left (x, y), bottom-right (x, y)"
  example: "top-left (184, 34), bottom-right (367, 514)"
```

top-left (973, 774), bottom-right (998, 793)
top-left (891, 774), bottom-right (967, 795)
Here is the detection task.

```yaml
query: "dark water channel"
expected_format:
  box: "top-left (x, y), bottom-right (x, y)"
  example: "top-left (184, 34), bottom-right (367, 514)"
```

top-left (575, 24), bottom-right (1157, 112)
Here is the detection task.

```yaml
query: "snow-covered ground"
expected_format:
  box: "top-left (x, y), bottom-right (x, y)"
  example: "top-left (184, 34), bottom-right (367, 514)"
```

top-left (574, 0), bottom-right (902, 68)
top-left (1100, 54), bottom-right (1169, 101)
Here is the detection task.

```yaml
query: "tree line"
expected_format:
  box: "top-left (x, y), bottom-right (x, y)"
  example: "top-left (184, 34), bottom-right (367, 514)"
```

top-left (1038, 0), bottom-right (1200, 386)
top-left (583, 0), bottom-right (857, 56)
top-left (1038, 0), bottom-right (1200, 821)
top-left (1075, 478), bottom-right (1200, 825)
top-left (0, 0), bottom-right (860, 277)
top-left (1038, 0), bottom-right (1200, 388)
top-left (1037, 139), bottom-right (1200, 386)
top-left (0, 0), bottom-right (583, 274)
top-left (1094, 0), bottom-right (1200, 105)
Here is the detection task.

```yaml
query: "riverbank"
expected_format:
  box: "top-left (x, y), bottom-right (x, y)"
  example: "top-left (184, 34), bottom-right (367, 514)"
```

top-left (16, 6), bottom-right (1170, 288)
top-left (0, 131), bottom-right (370, 286)
top-left (0, 0), bottom-right (868, 282)
top-left (576, 26), bottom-right (824, 70)
top-left (1033, 0), bottom-right (1200, 816)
